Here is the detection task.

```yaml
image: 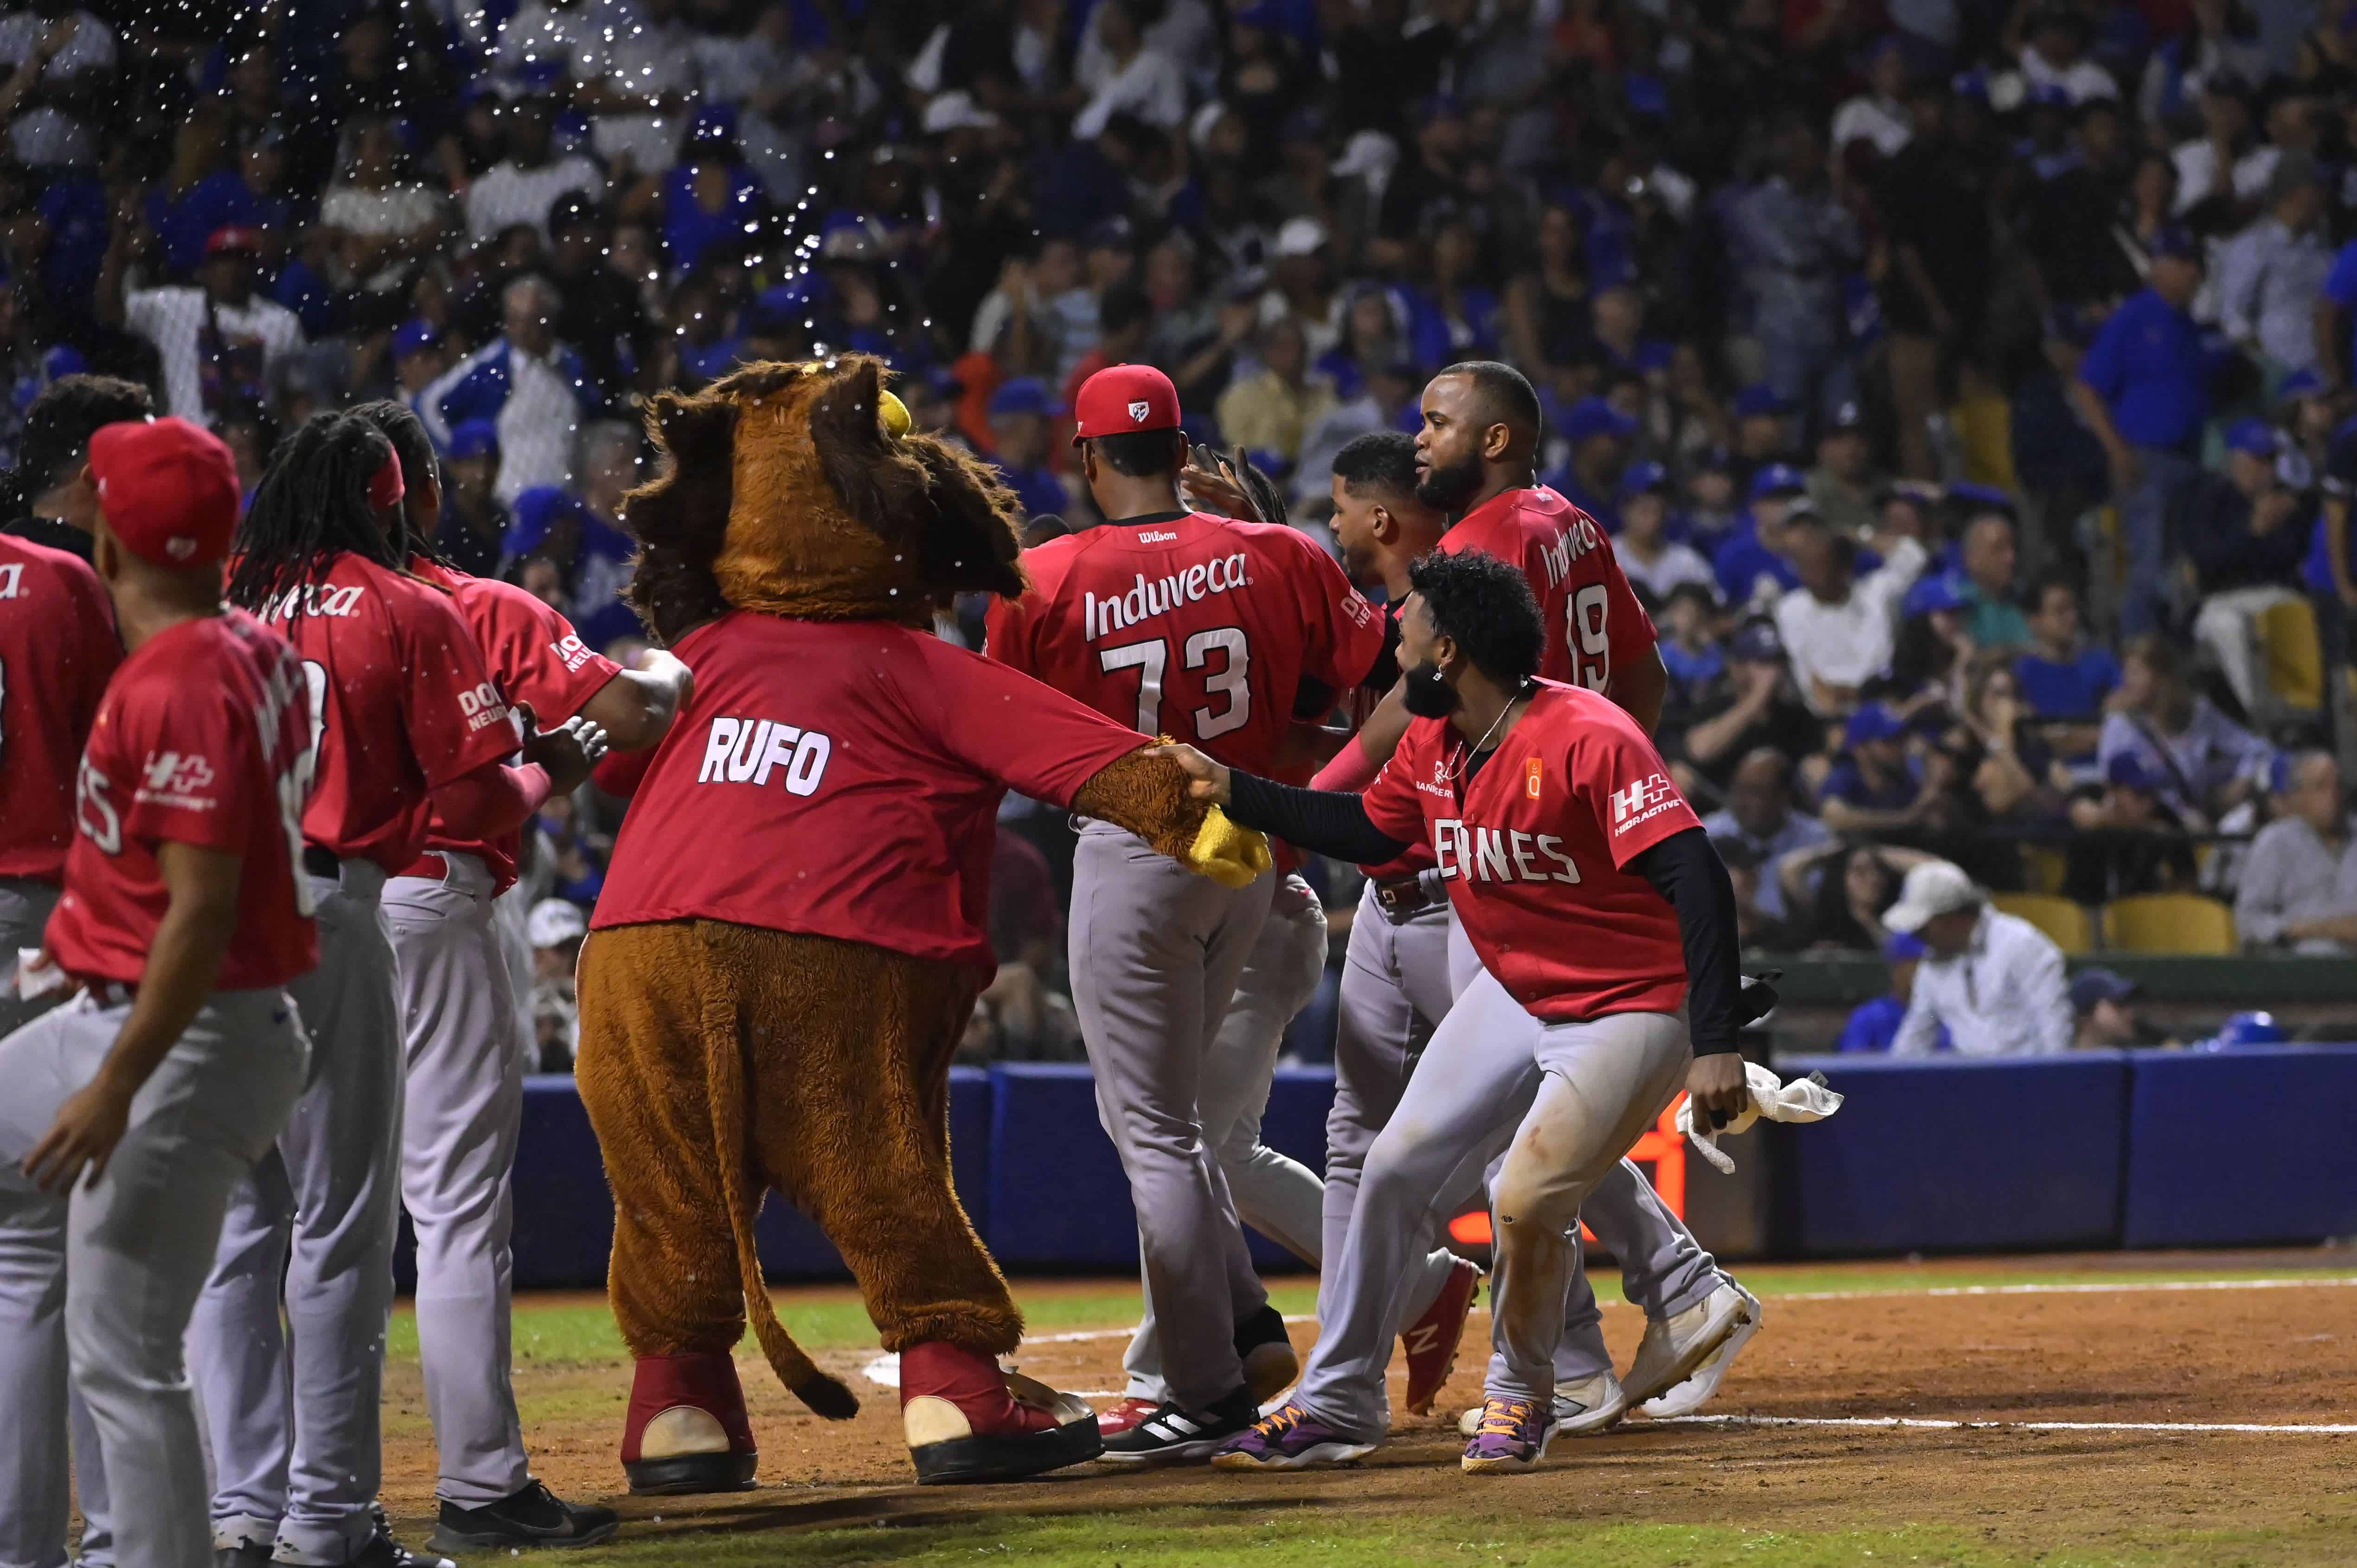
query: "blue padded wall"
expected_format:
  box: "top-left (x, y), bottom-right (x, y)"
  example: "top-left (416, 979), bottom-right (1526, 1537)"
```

top-left (1778, 1052), bottom-right (2130, 1254)
top-left (2121, 1045), bottom-right (2357, 1247)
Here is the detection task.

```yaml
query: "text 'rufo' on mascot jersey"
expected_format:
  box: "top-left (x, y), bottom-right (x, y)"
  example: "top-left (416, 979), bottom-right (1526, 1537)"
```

top-left (1360, 678), bottom-right (1700, 1019)
top-left (1439, 485), bottom-right (1656, 694)
top-left (257, 553), bottom-right (519, 871)
top-left (47, 608), bottom-right (319, 989)
top-left (0, 536), bottom-right (121, 881)
top-left (982, 511), bottom-right (1386, 774)
top-left (590, 614), bottom-right (1168, 972)
top-left (402, 555), bottom-right (622, 893)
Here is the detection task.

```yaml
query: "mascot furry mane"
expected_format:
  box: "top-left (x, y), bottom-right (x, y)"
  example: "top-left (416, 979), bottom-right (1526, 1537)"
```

top-left (622, 354), bottom-right (1029, 642)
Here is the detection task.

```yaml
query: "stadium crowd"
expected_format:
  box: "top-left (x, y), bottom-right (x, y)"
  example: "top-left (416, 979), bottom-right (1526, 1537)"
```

top-left (13, 0), bottom-right (2357, 1060)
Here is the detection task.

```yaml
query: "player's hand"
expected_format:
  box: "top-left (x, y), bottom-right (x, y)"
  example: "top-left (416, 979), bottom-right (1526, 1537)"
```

top-left (1180, 454), bottom-right (1260, 523)
top-left (23, 1079), bottom-right (134, 1193)
top-left (1685, 1051), bottom-right (1750, 1133)
top-left (528, 717), bottom-right (609, 796)
top-left (1145, 742), bottom-right (1232, 806)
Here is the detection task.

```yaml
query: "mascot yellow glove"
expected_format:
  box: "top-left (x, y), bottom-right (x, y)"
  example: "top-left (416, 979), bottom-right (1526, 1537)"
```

top-left (1186, 804), bottom-right (1274, 888)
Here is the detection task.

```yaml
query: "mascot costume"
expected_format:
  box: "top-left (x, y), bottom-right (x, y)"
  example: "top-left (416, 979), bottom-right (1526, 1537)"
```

top-left (575, 356), bottom-right (1269, 1491)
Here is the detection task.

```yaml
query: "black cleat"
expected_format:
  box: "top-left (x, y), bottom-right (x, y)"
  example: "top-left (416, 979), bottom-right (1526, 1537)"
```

top-left (1097, 1386), bottom-right (1262, 1465)
top-left (429, 1479), bottom-right (621, 1552)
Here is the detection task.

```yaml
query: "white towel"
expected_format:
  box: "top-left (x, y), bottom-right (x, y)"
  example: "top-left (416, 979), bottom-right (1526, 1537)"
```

top-left (1678, 1062), bottom-right (1844, 1174)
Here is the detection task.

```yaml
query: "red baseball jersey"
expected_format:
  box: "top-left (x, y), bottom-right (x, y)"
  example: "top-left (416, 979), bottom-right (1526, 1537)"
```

top-left (1439, 486), bottom-right (1655, 693)
top-left (47, 610), bottom-right (318, 990)
top-left (1361, 679), bottom-right (1699, 1019)
top-left (593, 613), bottom-right (1157, 972)
top-left (406, 557), bottom-right (623, 893)
top-left (0, 536), bottom-right (120, 881)
top-left (984, 512), bottom-right (1385, 776)
top-left (255, 554), bottom-right (518, 871)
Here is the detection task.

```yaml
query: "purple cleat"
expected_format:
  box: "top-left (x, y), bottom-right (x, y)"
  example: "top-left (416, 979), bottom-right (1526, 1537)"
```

top-left (1460, 1394), bottom-right (1556, 1474)
top-left (1210, 1400), bottom-right (1380, 1471)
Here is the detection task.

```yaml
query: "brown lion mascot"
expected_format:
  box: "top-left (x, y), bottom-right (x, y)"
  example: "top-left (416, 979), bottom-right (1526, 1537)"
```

top-left (575, 355), bottom-right (1268, 1492)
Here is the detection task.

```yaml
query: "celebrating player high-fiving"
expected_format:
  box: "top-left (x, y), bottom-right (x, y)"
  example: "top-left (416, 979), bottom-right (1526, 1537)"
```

top-left (192, 412), bottom-right (602, 1568)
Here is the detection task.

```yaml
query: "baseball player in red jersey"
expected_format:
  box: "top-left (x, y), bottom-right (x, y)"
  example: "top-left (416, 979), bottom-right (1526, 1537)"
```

top-left (1153, 550), bottom-right (1763, 1473)
top-left (1317, 374), bottom-right (1764, 1439)
top-left (354, 403), bottom-right (676, 1550)
top-left (985, 365), bottom-right (1387, 1462)
top-left (0, 528), bottom-right (123, 1568)
top-left (192, 413), bottom-right (601, 1568)
top-left (0, 417), bottom-right (317, 1568)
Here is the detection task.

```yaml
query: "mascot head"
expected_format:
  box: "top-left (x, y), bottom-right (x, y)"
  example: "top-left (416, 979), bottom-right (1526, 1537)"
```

top-left (621, 355), bottom-right (1027, 643)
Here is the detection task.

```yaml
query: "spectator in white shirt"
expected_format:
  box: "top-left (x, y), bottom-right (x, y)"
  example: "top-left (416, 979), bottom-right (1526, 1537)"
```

top-left (1614, 462), bottom-right (1718, 602)
top-left (2018, 6), bottom-right (2120, 104)
top-left (419, 273), bottom-right (602, 504)
top-left (571, 0), bottom-right (701, 179)
top-left (1830, 40), bottom-right (1913, 160)
top-left (0, 5), bottom-right (115, 169)
top-left (465, 95), bottom-right (604, 244)
top-left (2235, 750), bottom-right (2357, 952)
top-left (2171, 74), bottom-right (2277, 217)
top-left (1774, 508), bottom-right (1929, 716)
top-left (102, 225), bottom-right (305, 427)
top-left (2214, 152), bottom-right (2332, 376)
top-left (1072, 0), bottom-right (1186, 141)
top-left (1885, 861), bottom-right (2074, 1057)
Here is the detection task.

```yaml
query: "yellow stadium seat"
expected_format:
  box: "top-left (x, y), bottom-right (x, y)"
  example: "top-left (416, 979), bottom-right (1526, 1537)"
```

top-left (2258, 598), bottom-right (2324, 711)
top-left (2101, 893), bottom-right (2237, 955)
top-left (1991, 892), bottom-right (2094, 955)
top-left (2021, 845), bottom-right (2069, 896)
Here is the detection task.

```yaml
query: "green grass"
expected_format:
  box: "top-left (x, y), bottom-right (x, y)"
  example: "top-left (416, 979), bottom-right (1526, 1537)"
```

top-left (572, 1512), bottom-right (2353, 1568)
top-left (387, 1257), bottom-right (2356, 1367)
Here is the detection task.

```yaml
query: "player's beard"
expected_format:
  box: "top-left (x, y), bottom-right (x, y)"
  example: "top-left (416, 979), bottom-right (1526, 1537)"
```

top-left (1401, 659), bottom-right (1459, 717)
top-left (1415, 449), bottom-right (1484, 512)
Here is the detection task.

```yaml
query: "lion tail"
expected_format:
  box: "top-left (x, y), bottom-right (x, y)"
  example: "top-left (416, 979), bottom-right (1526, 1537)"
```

top-left (698, 989), bottom-right (860, 1421)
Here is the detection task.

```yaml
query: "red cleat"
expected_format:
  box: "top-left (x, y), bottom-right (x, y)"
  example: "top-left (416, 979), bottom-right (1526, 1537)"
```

top-left (1401, 1259), bottom-right (1483, 1416)
top-left (900, 1341), bottom-right (1105, 1485)
top-left (621, 1353), bottom-right (760, 1495)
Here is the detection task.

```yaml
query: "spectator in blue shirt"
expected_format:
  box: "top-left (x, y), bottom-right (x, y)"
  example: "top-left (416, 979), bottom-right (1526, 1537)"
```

top-left (1716, 463), bottom-right (1810, 610)
top-left (2016, 575), bottom-right (2120, 755)
top-left (1701, 747), bottom-right (1831, 923)
top-left (2069, 226), bottom-right (2208, 636)
top-left (1820, 702), bottom-right (1924, 835)
top-left (987, 378), bottom-right (1068, 522)
top-left (1837, 932), bottom-right (1951, 1053)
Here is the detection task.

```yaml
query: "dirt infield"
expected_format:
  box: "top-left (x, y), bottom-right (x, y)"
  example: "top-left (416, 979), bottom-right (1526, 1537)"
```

top-left (378, 1256), bottom-right (2357, 1561)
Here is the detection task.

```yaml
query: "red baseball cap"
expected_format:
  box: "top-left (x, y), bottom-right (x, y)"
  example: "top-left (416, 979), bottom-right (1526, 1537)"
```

top-left (1070, 363), bottom-right (1181, 445)
top-left (88, 417), bottom-right (242, 569)
top-left (206, 226), bottom-right (266, 257)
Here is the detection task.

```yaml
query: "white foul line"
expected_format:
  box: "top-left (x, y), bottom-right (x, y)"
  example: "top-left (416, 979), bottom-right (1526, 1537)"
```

top-left (1658, 1413), bottom-right (2357, 1436)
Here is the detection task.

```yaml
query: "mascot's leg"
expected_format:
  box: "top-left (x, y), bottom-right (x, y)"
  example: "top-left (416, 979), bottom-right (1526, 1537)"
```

top-left (576, 923), bottom-right (855, 1496)
top-left (712, 925), bottom-right (1103, 1485)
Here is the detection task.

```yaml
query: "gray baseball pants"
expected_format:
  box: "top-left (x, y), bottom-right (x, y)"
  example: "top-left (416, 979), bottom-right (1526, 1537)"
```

top-left (1443, 919), bottom-right (1723, 1386)
top-left (1121, 873), bottom-right (1329, 1402)
top-left (0, 879), bottom-right (112, 1568)
top-left (1068, 821), bottom-right (1273, 1414)
top-left (383, 853), bottom-right (529, 1507)
top-left (0, 989), bottom-right (307, 1568)
top-left (191, 862), bottom-right (404, 1565)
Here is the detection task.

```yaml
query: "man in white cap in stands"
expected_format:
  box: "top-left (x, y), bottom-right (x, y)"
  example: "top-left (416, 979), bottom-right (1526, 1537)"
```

top-left (1884, 861), bottom-right (2072, 1057)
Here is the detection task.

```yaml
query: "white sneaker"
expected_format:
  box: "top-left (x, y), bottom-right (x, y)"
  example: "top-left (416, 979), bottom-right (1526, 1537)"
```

top-left (1454, 1371), bottom-right (1627, 1438)
top-left (1638, 1288), bottom-right (1762, 1418)
top-left (1622, 1280), bottom-right (1755, 1406)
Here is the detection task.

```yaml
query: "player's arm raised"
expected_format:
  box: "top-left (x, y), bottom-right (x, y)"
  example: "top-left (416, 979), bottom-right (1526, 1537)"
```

top-left (576, 646), bottom-right (693, 752)
top-left (24, 839), bottom-right (242, 1191)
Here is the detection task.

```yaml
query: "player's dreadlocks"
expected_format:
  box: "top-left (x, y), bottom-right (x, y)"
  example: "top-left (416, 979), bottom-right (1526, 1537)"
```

top-left (228, 410), bottom-right (408, 614)
top-left (346, 398), bottom-right (449, 565)
top-left (1407, 547), bottom-right (1544, 688)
